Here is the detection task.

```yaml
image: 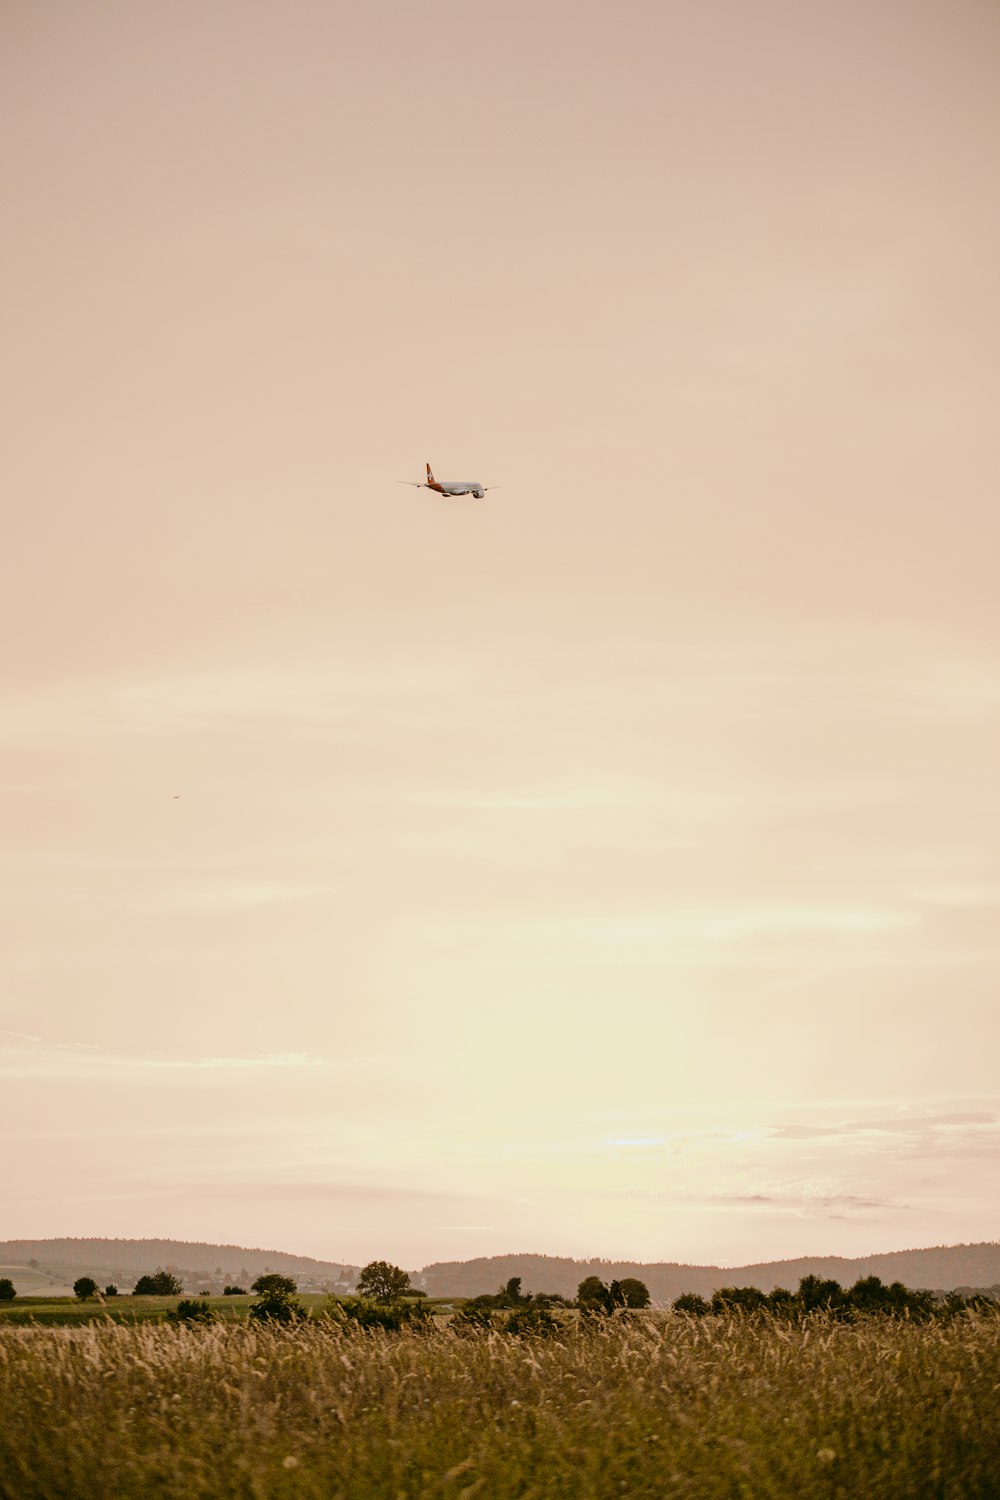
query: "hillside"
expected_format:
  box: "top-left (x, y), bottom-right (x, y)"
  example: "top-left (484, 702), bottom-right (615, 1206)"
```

top-left (3, 1238), bottom-right (999, 1301)
top-left (0, 1239), bottom-right (359, 1296)
top-left (413, 1243), bottom-right (1000, 1302)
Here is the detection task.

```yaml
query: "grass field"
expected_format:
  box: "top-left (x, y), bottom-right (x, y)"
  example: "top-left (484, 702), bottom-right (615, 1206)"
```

top-left (1, 1310), bottom-right (998, 1498)
top-left (0, 1294), bottom-right (332, 1328)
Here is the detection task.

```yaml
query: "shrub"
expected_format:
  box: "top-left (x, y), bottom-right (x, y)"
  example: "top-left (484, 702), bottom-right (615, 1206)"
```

top-left (251, 1274), bottom-right (297, 1299)
top-left (797, 1275), bottom-right (845, 1314)
top-left (223, 1286), bottom-right (245, 1296)
top-left (449, 1299), bottom-right (497, 1334)
top-left (711, 1286), bottom-right (769, 1315)
top-left (249, 1274), bottom-right (304, 1323)
top-left (672, 1292), bottom-right (710, 1316)
top-left (505, 1304), bottom-right (559, 1337)
top-left (73, 1278), bottom-right (98, 1301)
top-left (169, 1299), bottom-right (214, 1324)
top-left (104, 1285), bottom-right (118, 1298)
top-left (334, 1297), bottom-right (430, 1332)
top-left (577, 1275), bottom-right (651, 1313)
top-left (134, 1272), bottom-right (183, 1297)
top-left (0, 1279), bottom-right (15, 1303)
top-left (618, 1277), bottom-right (652, 1309)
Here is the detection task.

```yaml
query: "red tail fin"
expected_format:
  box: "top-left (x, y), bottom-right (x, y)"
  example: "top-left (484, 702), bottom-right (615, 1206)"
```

top-left (426, 462), bottom-right (435, 485)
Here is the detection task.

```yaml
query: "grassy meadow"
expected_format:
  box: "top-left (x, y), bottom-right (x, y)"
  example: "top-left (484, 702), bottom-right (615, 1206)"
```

top-left (1, 1310), bottom-right (998, 1499)
top-left (0, 1294), bottom-right (330, 1328)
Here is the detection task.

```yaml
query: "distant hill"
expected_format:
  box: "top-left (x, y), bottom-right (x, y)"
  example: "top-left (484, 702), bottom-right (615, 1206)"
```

top-left (413, 1243), bottom-right (1000, 1302)
top-left (0, 1239), bottom-right (359, 1296)
top-left (4, 1238), bottom-right (999, 1302)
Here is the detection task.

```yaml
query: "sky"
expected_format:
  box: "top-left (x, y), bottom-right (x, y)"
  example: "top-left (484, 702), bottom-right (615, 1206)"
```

top-left (2, 0), bottom-right (999, 1271)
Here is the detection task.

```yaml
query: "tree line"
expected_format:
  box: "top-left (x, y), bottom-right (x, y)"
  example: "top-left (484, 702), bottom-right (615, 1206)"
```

top-left (5, 1264), bottom-right (993, 1328)
top-left (673, 1274), bottom-right (998, 1319)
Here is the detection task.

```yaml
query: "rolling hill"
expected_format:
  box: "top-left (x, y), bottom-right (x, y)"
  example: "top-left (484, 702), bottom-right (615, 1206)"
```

top-left (3, 1238), bottom-right (999, 1301)
top-left (413, 1243), bottom-right (1000, 1302)
top-left (0, 1239), bottom-right (359, 1296)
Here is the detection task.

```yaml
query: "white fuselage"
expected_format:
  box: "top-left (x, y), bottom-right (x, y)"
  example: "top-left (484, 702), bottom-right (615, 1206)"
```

top-left (429, 479), bottom-right (486, 499)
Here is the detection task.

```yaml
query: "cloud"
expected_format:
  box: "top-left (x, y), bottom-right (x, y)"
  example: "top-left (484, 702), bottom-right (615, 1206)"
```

top-left (0, 1034), bottom-right (334, 1083)
top-left (417, 904), bottom-right (916, 968)
top-left (132, 881), bottom-right (327, 913)
top-left (771, 1110), bottom-right (998, 1141)
top-left (611, 1188), bottom-right (898, 1216)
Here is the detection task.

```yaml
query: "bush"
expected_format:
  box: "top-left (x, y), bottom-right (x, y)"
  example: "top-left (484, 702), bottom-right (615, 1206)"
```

top-left (250, 1275), bottom-right (305, 1323)
top-left (449, 1299), bottom-right (497, 1334)
top-left (222, 1286), bottom-right (245, 1296)
top-left (169, 1300), bottom-right (214, 1324)
top-left (505, 1304), bottom-right (559, 1337)
top-left (670, 1276), bottom-right (939, 1322)
top-left (0, 1279), bottom-right (15, 1303)
top-left (251, 1274), bottom-right (297, 1298)
top-left (104, 1285), bottom-right (118, 1298)
top-left (618, 1277), bottom-right (652, 1309)
top-left (577, 1276), bottom-right (651, 1313)
top-left (334, 1297), bottom-right (431, 1332)
top-left (73, 1278), bottom-right (98, 1302)
top-left (798, 1275), bottom-right (845, 1314)
top-left (249, 1298), bottom-right (306, 1323)
top-left (134, 1272), bottom-right (183, 1297)
top-left (672, 1292), bottom-right (710, 1316)
top-left (711, 1286), bottom-right (769, 1315)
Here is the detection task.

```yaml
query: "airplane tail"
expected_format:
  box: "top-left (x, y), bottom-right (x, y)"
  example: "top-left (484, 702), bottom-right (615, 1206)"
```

top-left (426, 462), bottom-right (435, 485)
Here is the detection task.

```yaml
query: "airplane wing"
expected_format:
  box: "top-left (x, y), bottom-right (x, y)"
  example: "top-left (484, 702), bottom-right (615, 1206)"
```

top-left (395, 480), bottom-right (425, 487)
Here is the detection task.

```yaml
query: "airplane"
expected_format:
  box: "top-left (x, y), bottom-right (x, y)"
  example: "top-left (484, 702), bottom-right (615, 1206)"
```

top-left (396, 463), bottom-right (496, 500)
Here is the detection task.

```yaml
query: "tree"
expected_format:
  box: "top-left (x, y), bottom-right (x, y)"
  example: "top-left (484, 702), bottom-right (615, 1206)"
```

top-left (73, 1277), bottom-right (98, 1301)
top-left (250, 1274), bottom-right (304, 1323)
top-left (711, 1286), bottom-right (768, 1314)
top-left (356, 1261), bottom-right (411, 1303)
top-left (134, 1271), bottom-right (183, 1296)
top-left (576, 1276), bottom-right (646, 1313)
top-left (223, 1285), bottom-right (245, 1296)
top-left (618, 1278), bottom-right (651, 1309)
top-left (0, 1278), bottom-right (16, 1302)
top-left (104, 1285), bottom-right (118, 1298)
top-left (845, 1276), bottom-right (933, 1319)
top-left (672, 1292), bottom-right (709, 1316)
top-left (848, 1275), bottom-right (891, 1314)
top-left (251, 1274), bottom-right (297, 1298)
top-left (576, 1275), bottom-right (610, 1310)
top-left (797, 1275), bottom-right (844, 1314)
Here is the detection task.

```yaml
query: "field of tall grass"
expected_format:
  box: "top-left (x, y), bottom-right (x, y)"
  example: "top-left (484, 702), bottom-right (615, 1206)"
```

top-left (1, 1310), bottom-right (997, 1498)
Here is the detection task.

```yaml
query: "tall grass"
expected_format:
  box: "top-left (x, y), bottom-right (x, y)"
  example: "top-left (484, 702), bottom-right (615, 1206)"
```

top-left (1, 1311), bottom-right (997, 1498)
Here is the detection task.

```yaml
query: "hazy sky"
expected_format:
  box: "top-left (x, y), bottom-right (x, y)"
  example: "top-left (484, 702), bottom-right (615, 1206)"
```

top-left (3, 0), bottom-right (999, 1270)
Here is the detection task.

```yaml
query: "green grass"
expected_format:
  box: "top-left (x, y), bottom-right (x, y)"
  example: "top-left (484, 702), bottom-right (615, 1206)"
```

top-left (1, 1310), bottom-right (998, 1498)
top-left (0, 1294), bottom-right (335, 1327)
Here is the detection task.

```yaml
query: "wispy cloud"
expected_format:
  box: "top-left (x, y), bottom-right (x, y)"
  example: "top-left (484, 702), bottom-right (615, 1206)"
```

top-left (132, 881), bottom-right (327, 913)
top-left (0, 1034), bottom-right (334, 1082)
top-left (771, 1111), bottom-right (998, 1141)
